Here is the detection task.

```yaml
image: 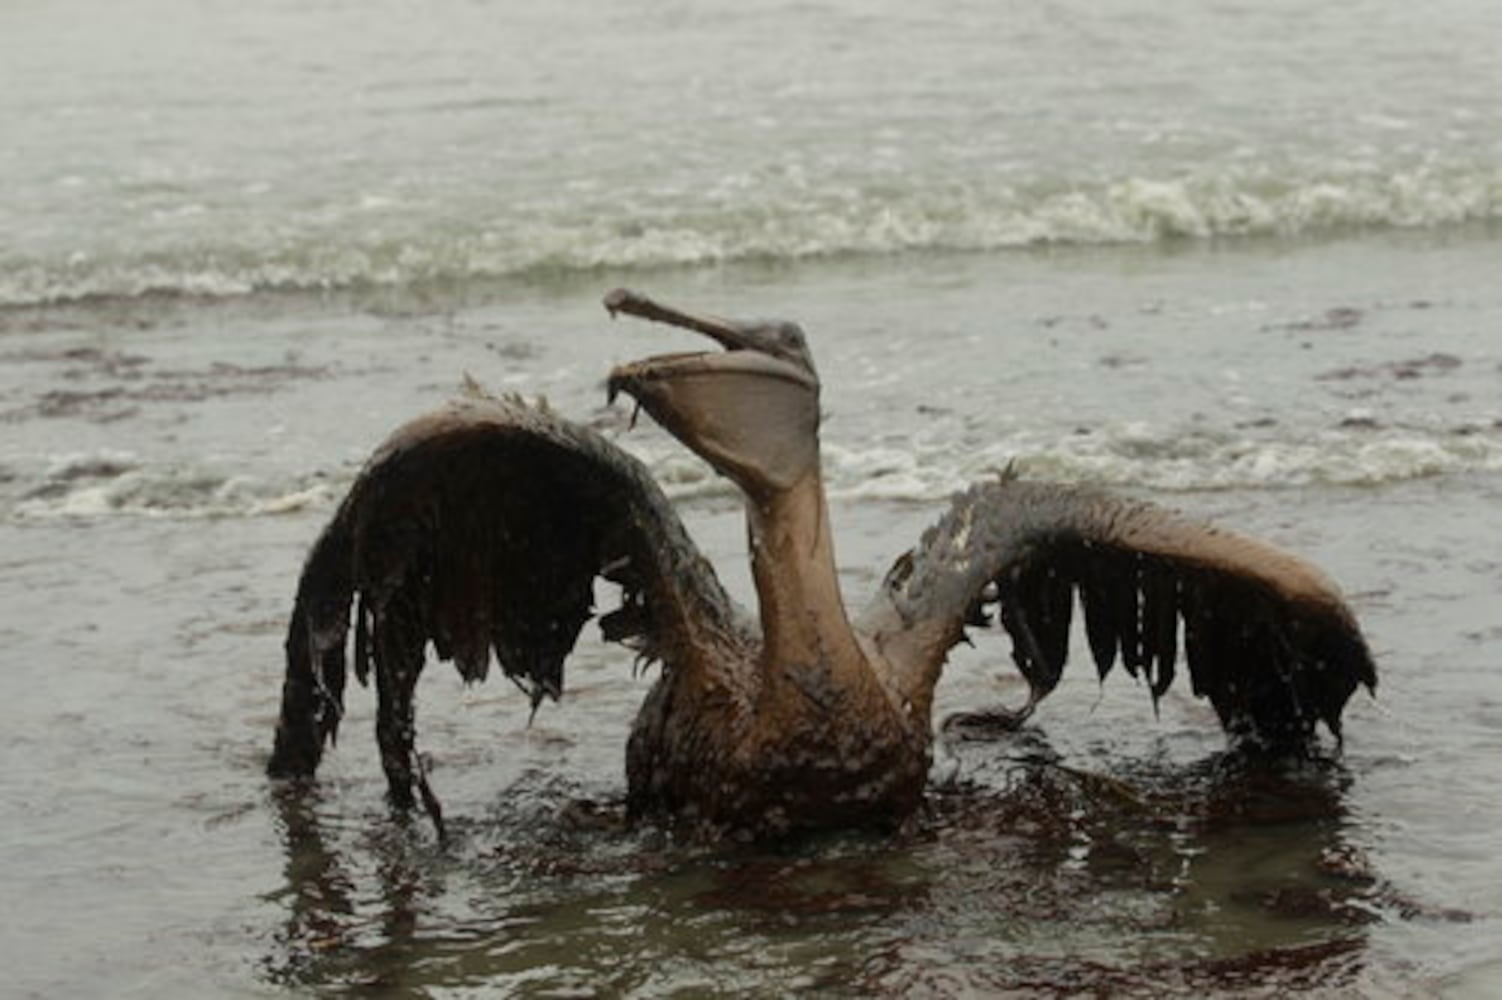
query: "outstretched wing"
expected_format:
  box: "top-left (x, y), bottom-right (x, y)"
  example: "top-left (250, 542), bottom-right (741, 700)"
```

top-left (268, 392), bottom-right (746, 796)
top-left (859, 472), bottom-right (1376, 750)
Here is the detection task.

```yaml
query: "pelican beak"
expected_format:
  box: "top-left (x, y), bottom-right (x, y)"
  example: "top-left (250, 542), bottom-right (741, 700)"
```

top-left (601, 288), bottom-right (821, 494)
top-left (605, 349), bottom-right (815, 408)
top-left (603, 287), bottom-right (817, 404)
top-left (604, 288), bottom-right (763, 353)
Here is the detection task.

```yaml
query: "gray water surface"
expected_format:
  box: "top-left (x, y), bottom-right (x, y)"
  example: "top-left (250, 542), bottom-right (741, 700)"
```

top-left (2, 0), bottom-right (1501, 994)
top-left (4, 237), bottom-right (1501, 995)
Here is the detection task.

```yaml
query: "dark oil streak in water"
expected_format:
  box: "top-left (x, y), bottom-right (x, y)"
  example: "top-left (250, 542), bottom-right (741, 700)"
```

top-left (257, 746), bottom-right (1465, 996)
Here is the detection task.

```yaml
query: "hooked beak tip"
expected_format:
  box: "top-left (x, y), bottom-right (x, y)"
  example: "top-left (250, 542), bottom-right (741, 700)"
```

top-left (603, 288), bottom-right (635, 320)
top-left (599, 288), bottom-right (748, 350)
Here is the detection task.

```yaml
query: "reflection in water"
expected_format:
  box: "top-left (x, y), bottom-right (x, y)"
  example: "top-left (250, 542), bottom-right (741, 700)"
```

top-left (867, 742), bottom-right (1379, 994)
top-left (264, 784), bottom-right (357, 985)
top-left (266, 783), bottom-right (436, 988)
top-left (265, 783), bottom-right (462, 992)
top-left (260, 739), bottom-right (1405, 996)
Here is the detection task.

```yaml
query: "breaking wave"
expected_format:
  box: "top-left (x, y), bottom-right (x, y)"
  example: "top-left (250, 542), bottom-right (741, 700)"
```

top-left (6, 452), bottom-right (344, 521)
top-left (10, 423), bottom-right (1500, 522)
top-left (4, 160), bottom-right (1499, 308)
top-left (822, 424), bottom-right (1502, 500)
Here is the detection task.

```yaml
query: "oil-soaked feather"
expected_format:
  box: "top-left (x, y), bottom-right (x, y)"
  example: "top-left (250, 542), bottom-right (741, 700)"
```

top-left (859, 473), bottom-right (1376, 751)
top-left (1079, 556), bottom-right (1120, 681)
top-left (997, 581), bottom-right (1047, 693)
top-left (269, 517), bottom-right (354, 776)
top-left (268, 392), bottom-right (751, 791)
top-left (1033, 564), bottom-right (1074, 677)
top-left (1004, 563), bottom-right (1074, 696)
top-left (1100, 552), bottom-right (1146, 680)
top-left (1142, 562), bottom-right (1179, 702)
top-left (1180, 583), bottom-right (1218, 700)
top-left (353, 593), bottom-right (371, 687)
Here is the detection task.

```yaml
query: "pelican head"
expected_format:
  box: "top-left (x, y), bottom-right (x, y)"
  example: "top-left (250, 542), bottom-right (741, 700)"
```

top-left (605, 288), bottom-right (821, 497)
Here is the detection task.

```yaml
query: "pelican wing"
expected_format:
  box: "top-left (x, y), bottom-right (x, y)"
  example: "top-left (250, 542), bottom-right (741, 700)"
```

top-left (268, 392), bottom-right (744, 788)
top-left (860, 473), bottom-right (1376, 748)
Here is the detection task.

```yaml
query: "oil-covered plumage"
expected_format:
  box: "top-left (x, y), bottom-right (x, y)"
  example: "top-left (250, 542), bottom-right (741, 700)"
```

top-left (861, 475), bottom-right (1376, 750)
top-left (268, 391), bottom-right (756, 830)
top-left (268, 289), bottom-right (1377, 839)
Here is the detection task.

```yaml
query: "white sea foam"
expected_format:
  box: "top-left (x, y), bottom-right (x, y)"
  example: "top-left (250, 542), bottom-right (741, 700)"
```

top-left (7, 418), bottom-right (1496, 525)
top-left (822, 423), bottom-right (1502, 501)
top-left (17, 422), bottom-right (1489, 523)
top-left (8, 456), bottom-right (347, 521)
top-left (5, 164), bottom-right (1499, 308)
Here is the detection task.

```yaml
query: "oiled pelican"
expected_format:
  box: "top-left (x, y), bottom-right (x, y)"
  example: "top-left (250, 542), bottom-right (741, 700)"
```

top-left (268, 289), bottom-right (1376, 838)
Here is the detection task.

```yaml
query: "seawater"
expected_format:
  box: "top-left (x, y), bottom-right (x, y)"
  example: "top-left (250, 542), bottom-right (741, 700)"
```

top-left (3, 0), bottom-right (1501, 304)
top-left (2, 0), bottom-right (1501, 996)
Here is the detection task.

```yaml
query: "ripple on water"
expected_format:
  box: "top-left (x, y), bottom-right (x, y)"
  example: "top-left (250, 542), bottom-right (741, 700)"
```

top-left (253, 743), bottom-right (1445, 997)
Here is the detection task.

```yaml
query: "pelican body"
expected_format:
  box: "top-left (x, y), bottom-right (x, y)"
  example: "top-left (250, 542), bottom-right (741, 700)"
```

top-left (268, 290), bottom-right (1376, 838)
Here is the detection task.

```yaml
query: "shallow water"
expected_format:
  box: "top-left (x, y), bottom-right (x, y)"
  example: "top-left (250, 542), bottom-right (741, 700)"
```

top-left (4, 234), bottom-right (1502, 996)
top-left (4, 0), bottom-right (1502, 994)
top-left (5, 0), bottom-right (1501, 304)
